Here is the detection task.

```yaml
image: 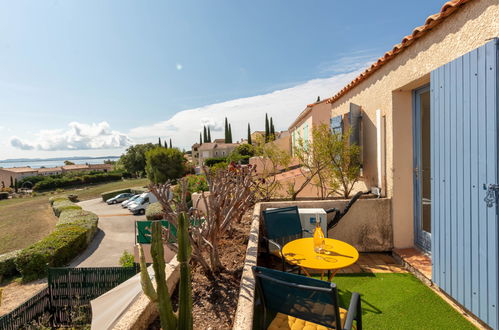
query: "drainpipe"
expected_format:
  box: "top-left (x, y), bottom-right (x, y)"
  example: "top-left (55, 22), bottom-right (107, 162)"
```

top-left (375, 109), bottom-right (385, 198)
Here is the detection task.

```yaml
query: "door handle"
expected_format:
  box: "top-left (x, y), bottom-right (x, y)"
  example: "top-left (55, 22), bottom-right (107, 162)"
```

top-left (484, 184), bottom-right (499, 208)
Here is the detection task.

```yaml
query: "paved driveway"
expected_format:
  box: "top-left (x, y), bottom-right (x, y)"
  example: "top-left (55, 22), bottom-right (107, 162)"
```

top-left (70, 198), bottom-right (145, 267)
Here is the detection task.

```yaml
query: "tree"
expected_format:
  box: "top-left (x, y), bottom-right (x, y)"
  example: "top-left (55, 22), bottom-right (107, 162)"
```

top-left (158, 137), bottom-right (162, 147)
top-left (316, 96), bottom-right (321, 102)
top-left (145, 147), bottom-right (186, 184)
top-left (207, 126), bottom-right (211, 142)
top-left (64, 160), bottom-right (75, 166)
top-left (265, 113), bottom-right (270, 142)
top-left (10, 176), bottom-right (13, 189)
top-left (254, 135), bottom-right (291, 201)
top-left (270, 117), bottom-right (275, 141)
top-left (203, 126), bottom-right (207, 143)
top-left (119, 143), bottom-right (157, 177)
top-left (164, 140), bottom-right (168, 148)
top-left (14, 178), bottom-right (18, 193)
top-left (199, 132), bottom-right (202, 144)
top-left (314, 124), bottom-right (361, 198)
top-left (224, 117), bottom-right (229, 142)
top-left (169, 138), bottom-right (173, 149)
top-left (290, 128), bottom-right (329, 200)
top-left (228, 124), bottom-right (232, 143)
top-left (247, 123), bottom-right (252, 145)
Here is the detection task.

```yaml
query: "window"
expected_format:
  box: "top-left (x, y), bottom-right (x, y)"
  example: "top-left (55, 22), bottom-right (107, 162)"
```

top-left (303, 124), bottom-right (309, 148)
top-left (330, 115), bottom-right (343, 135)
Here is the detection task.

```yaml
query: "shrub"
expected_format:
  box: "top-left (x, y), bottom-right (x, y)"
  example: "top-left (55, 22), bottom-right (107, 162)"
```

top-left (0, 192), bottom-right (8, 200)
top-left (32, 171), bottom-right (123, 191)
top-left (204, 157), bottom-right (227, 167)
top-left (52, 199), bottom-right (82, 217)
top-left (185, 175), bottom-right (208, 193)
top-left (146, 202), bottom-right (163, 220)
top-left (15, 225), bottom-right (89, 282)
top-left (119, 251), bottom-right (135, 268)
top-left (0, 250), bottom-right (21, 279)
top-left (58, 209), bottom-right (98, 243)
top-left (49, 196), bottom-right (69, 205)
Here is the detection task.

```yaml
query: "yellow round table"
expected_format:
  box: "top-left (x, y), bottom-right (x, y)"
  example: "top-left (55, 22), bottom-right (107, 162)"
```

top-left (282, 237), bottom-right (359, 281)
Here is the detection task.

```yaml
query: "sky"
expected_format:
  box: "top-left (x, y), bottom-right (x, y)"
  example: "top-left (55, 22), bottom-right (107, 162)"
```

top-left (0, 0), bottom-right (445, 160)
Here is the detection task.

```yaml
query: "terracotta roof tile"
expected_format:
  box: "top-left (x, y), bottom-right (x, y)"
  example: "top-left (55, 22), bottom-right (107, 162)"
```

top-left (1, 167), bottom-right (37, 173)
top-left (326, 0), bottom-right (474, 105)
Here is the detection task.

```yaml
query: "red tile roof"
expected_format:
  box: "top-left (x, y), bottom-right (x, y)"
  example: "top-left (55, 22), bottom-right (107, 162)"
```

top-left (326, 0), bottom-right (475, 105)
top-left (1, 167), bottom-right (37, 173)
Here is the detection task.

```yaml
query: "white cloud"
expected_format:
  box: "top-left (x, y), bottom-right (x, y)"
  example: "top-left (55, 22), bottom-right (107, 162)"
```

top-left (129, 69), bottom-right (364, 149)
top-left (10, 121), bottom-right (131, 151)
top-left (318, 50), bottom-right (379, 74)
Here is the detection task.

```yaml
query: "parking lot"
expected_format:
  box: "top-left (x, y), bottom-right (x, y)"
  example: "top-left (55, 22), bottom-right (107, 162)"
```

top-left (70, 198), bottom-right (146, 267)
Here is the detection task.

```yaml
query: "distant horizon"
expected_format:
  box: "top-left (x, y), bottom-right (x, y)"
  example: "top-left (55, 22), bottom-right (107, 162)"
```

top-left (0, 155), bottom-right (121, 163)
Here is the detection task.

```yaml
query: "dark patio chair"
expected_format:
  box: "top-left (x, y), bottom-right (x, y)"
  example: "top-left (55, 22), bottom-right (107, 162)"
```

top-left (253, 266), bottom-right (362, 330)
top-left (261, 206), bottom-right (311, 271)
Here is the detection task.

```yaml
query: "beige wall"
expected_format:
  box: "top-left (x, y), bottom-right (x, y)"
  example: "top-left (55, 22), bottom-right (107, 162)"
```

top-left (329, 0), bottom-right (499, 248)
top-left (0, 170), bottom-right (37, 188)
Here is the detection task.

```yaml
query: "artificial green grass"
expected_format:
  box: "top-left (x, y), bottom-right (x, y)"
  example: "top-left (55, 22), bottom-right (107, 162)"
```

top-left (326, 273), bottom-right (476, 329)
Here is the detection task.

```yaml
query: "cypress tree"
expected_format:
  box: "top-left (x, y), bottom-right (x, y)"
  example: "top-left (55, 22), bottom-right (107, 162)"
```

top-left (247, 123), bottom-right (252, 145)
top-left (316, 96), bottom-right (321, 102)
top-left (207, 126), bottom-right (211, 142)
top-left (14, 178), bottom-right (18, 193)
top-left (224, 117), bottom-right (229, 142)
top-left (199, 132), bottom-right (202, 144)
top-left (10, 176), bottom-right (13, 188)
top-left (270, 118), bottom-right (275, 140)
top-left (169, 138), bottom-right (172, 149)
top-left (164, 140), bottom-right (167, 148)
top-left (203, 126), bottom-right (207, 143)
top-left (158, 137), bottom-right (162, 146)
top-left (228, 124), bottom-right (233, 143)
top-left (265, 113), bottom-right (270, 142)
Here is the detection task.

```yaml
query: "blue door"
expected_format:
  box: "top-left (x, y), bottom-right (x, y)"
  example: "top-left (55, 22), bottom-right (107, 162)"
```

top-left (431, 39), bottom-right (498, 328)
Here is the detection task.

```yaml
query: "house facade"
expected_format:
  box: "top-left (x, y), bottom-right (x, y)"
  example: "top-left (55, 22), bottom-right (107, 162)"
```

top-left (288, 100), bottom-right (334, 154)
top-left (193, 142), bottom-right (239, 166)
top-left (0, 163), bottom-right (113, 188)
top-left (319, 0), bottom-right (498, 327)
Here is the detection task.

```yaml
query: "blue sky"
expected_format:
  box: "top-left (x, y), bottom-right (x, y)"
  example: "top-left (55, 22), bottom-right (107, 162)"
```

top-left (0, 0), bottom-right (444, 160)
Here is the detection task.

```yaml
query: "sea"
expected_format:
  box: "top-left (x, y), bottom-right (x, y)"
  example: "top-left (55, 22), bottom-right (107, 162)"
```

top-left (0, 157), bottom-right (121, 169)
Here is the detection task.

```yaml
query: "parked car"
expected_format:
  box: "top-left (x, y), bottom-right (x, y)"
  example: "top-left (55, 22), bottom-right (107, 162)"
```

top-left (128, 192), bottom-right (158, 215)
top-left (107, 193), bottom-right (134, 205)
top-left (121, 194), bottom-right (141, 208)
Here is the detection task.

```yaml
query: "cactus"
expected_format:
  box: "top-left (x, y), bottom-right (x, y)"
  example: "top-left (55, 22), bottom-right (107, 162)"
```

top-left (138, 213), bottom-right (193, 330)
top-left (177, 212), bottom-right (193, 329)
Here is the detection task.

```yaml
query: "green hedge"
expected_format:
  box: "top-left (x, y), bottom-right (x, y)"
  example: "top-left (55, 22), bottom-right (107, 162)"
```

top-left (15, 199), bottom-right (99, 282)
top-left (101, 187), bottom-right (147, 202)
top-left (52, 199), bottom-right (82, 217)
top-left (145, 202), bottom-right (163, 220)
top-left (0, 192), bottom-right (9, 200)
top-left (15, 224), bottom-right (89, 282)
top-left (58, 209), bottom-right (99, 244)
top-left (0, 250), bottom-right (21, 279)
top-left (33, 171), bottom-right (123, 191)
top-left (204, 157), bottom-right (227, 167)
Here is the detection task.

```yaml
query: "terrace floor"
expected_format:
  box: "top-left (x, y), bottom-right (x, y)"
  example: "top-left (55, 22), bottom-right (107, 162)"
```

top-left (338, 252), bottom-right (407, 274)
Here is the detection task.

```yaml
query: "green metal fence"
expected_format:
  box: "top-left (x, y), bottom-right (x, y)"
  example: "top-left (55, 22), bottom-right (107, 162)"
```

top-left (0, 287), bottom-right (50, 330)
top-left (0, 266), bottom-right (138, 329)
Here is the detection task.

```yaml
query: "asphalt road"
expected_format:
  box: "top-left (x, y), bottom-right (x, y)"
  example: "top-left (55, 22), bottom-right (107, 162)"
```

top-left (70, 198), bottom-right (145, 267)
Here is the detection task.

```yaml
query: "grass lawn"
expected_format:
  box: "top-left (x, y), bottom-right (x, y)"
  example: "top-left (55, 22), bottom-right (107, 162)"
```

top-left (329, 273), bottom-right (476, 329)
top-left (0, 178), bottom-right (149, 254)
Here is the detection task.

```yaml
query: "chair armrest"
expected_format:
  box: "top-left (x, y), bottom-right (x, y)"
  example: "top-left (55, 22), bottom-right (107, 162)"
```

top-left (343, 292), bottom-right (362, 330)
top-left (261, 236), bottom-right (283, 253)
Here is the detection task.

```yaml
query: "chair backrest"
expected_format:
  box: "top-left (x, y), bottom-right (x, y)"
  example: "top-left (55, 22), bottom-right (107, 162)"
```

top-left (253, 266), bottom-right (342, 329)
top-left (262, 206), bottom-right (303, 241)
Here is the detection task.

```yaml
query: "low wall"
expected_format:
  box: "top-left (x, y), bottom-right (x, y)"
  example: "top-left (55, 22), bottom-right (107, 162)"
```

top-left (259, 198), bottom-right (392, 252)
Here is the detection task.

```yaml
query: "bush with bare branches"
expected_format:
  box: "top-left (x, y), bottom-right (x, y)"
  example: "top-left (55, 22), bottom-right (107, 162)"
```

top-left (149, 163), bottom-right (260, 277)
